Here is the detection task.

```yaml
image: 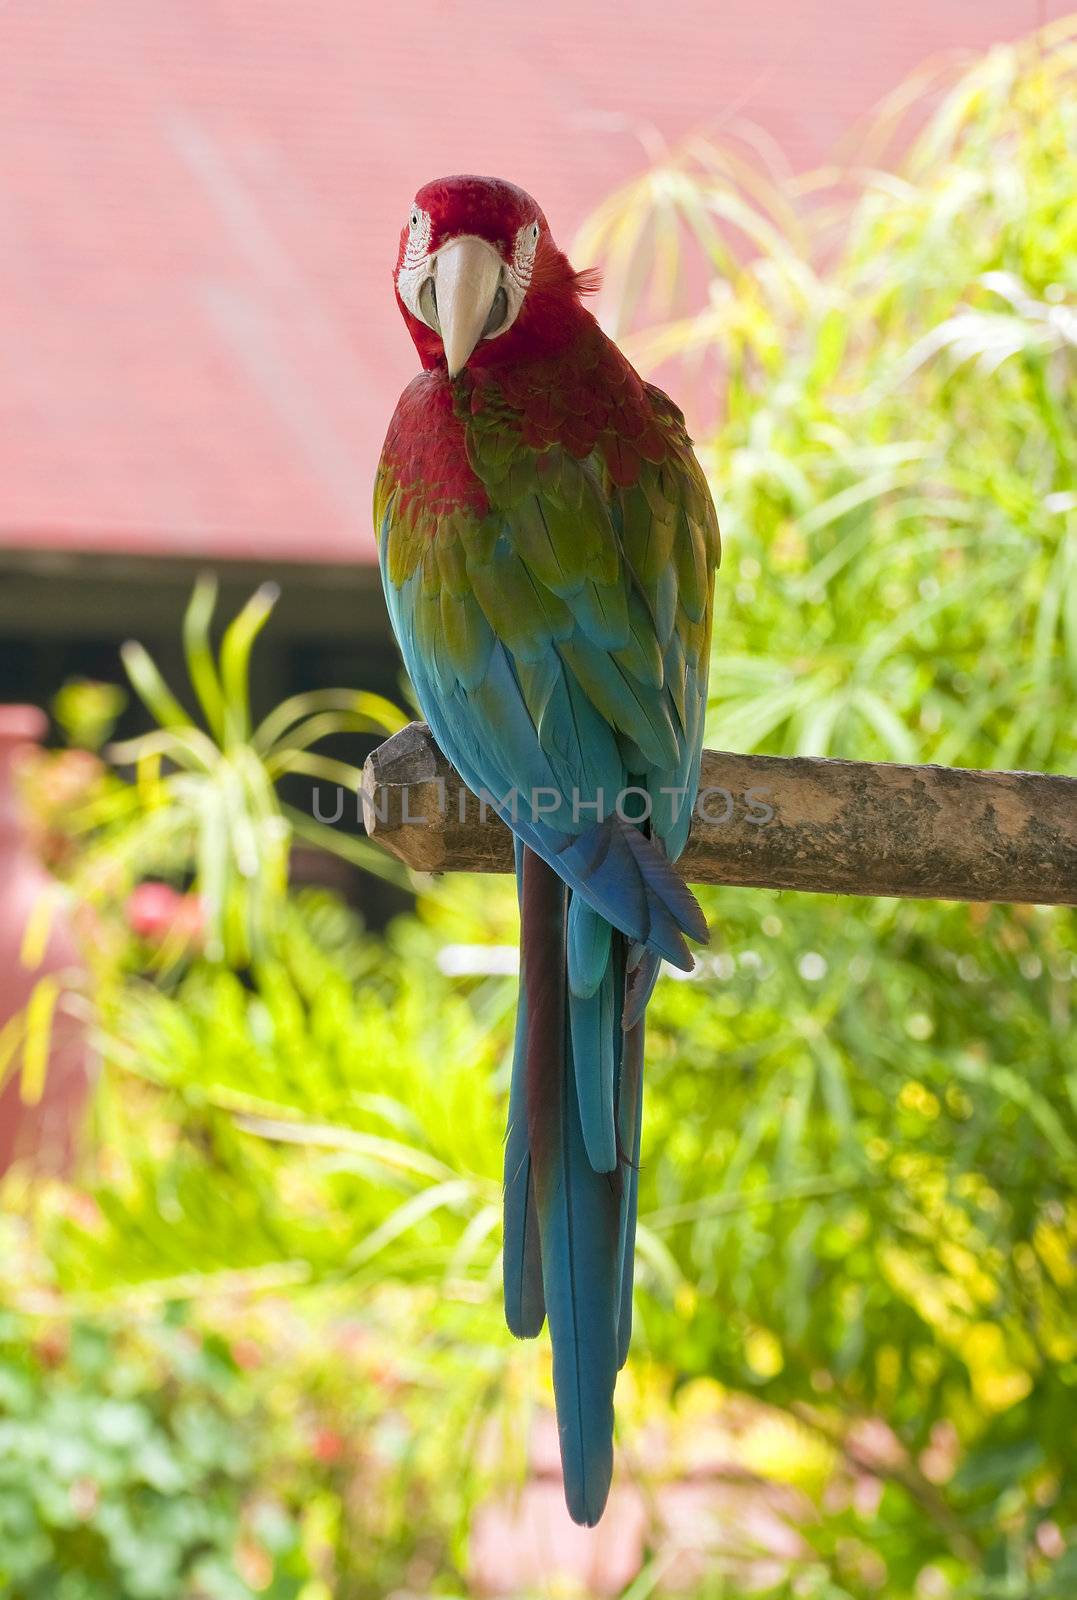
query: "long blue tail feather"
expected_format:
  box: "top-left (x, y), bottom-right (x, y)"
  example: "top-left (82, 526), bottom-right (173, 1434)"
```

top-left (568, 897), bottom-right (611, 997)
top-left (519, 849), bottom-right (619, 1526)
top-left (502, 840), bottom-right (683, 1524)
top-left (615, 1015), bottom-right (645, 1368)
top-left (568, 965), bottom-right (618, 1173)
top-left (504, 983), bottom-right (547, 1338)
top-left (504, 840), bottom-right (546, 1337)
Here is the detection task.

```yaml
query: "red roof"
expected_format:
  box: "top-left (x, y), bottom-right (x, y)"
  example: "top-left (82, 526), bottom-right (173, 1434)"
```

top-left (0, 0), bottom-right (1055, 566)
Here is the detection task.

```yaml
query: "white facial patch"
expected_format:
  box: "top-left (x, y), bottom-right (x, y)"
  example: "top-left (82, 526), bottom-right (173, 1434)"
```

top-left (397, 205), bottom-right (434, 320)
top-left (507, 221), bottom-right (540, 296)
top-left (396, 206), bottom-right (541, 344)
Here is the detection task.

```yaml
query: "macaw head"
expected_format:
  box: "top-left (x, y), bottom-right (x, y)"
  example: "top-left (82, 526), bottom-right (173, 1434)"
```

top-left (394, 174), bottom-right (596, 378)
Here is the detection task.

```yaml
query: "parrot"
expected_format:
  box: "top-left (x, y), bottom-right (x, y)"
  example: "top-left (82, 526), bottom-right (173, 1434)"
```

top-left (374, 175), bottom-right (720, 1525)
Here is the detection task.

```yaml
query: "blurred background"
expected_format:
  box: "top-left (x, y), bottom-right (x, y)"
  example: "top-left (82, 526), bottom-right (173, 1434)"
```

top-left (1, 2), bottom-right (1075, 1597)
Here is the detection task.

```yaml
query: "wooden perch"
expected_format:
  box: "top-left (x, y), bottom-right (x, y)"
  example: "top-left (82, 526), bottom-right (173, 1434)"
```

top-left (361, 721), bottom-right (1077, 905)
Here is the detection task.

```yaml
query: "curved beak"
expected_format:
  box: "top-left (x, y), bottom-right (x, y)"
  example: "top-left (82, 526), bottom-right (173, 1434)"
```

top-left (435, 235), bottom-right (504, 378)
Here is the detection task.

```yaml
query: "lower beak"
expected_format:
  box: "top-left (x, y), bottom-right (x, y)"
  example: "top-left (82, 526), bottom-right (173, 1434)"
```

top-left (435, 236), bottom-right (504, 378)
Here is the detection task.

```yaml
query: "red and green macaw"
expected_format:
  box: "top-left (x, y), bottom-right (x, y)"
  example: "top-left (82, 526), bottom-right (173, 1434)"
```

top-left (374, 175), bottom-right (720, 1525)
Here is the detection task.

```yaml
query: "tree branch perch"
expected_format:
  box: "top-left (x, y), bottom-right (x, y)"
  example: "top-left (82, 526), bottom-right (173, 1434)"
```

top-left (360, 722), bottom-right (1077, 905)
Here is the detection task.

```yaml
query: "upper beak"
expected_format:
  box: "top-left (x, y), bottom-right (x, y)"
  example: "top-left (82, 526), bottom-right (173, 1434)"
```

top-left (435, 235), bottom-right (504, 378)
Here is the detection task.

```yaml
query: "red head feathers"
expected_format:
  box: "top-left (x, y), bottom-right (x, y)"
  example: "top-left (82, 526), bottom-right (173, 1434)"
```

top-left (394, 174), bottom-right (598, 377)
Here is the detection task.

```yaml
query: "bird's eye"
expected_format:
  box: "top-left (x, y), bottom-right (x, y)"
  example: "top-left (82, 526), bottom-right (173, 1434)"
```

top-left (418, 275), bottom-right (439, 331)
top-left (531, 222), bottom-right (539, 242)
top-left (482, 286), bottom-right (508, 338)
top-left (410, 210), bottom-right (419, 230)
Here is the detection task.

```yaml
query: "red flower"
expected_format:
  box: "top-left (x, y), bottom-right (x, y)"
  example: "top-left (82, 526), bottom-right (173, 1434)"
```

top-left (126, 882), bottom-right (204, 947)
top-left (311, 1427), bottom-right (346, 1464)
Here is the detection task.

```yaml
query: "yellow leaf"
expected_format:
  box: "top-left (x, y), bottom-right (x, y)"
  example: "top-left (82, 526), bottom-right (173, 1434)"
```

top-left (0, 1012), bottom-right (27, 1090)
top-left (20, 976), bottom-right (59, 1107)
top-left (19, 888), bottom-right (56, 970)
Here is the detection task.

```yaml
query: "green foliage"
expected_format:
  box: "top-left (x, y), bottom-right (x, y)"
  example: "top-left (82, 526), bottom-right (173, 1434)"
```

top-left (578, 20), bottom-right (1077, 778)
top-left (52, 680), bottom-right (128, 754)
top-left (636, 889), bottom-right (1077, 1596)
top-left (0, 1302), bottom-right (309, 1600)
top-left (574, 20), bottom-right (1077, 1596)
top-left (14, 900), bottom-right (529, 1596)
top-left (82, 578), bottom-right (408, 964)
top-left (55, 893), bottom-right (508, 1300)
